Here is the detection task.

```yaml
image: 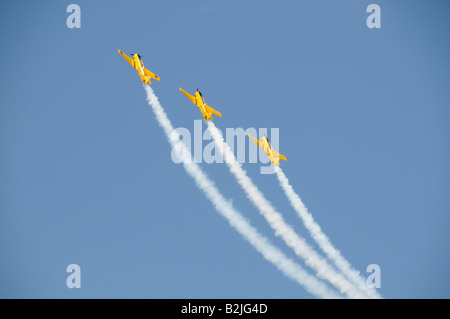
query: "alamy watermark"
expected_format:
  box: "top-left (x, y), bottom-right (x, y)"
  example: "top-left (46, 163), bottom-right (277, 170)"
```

top-left (366, 263), bottom-right (381, 289)
top-left (66, 264), bottom-right (81, 288)
top-left (170, 120), bottom-right (280, 174)
top-left (66, 4), bottom-right (81, 29)
top-left (366, 4), bottom-right (381, 29)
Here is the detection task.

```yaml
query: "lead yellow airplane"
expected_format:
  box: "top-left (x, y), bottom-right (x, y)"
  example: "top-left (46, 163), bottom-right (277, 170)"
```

top-left (248, 134), bottom-right (287, 165)
top-left (118, 49), bottom-right (160, 84)
top-left (179, 88), bottom-right (222, 120)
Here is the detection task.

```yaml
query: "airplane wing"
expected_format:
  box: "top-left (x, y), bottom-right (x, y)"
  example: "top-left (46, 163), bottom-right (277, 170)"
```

top-left (205, 105), bottom-right (222, 117)
top-left (271, 149), bottom-right (287, 161)
top-left (144, 68), bottom-right (160, 81)
top-left (118, 49), bottom-right (134, 67)
top-left (248, 134), bottom-right (264, 151)
top-left (180, 88), bottom-right (197, 105)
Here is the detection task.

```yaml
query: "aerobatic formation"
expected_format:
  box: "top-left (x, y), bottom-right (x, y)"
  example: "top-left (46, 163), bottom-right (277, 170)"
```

top-left (117, 50), bottom-right (381, 299)
top-left (118, 49), bottom-right (282, 162)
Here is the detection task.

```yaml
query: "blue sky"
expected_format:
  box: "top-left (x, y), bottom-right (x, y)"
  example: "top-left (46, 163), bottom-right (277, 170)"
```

top-left (1, 0), bottom-right (449, 298)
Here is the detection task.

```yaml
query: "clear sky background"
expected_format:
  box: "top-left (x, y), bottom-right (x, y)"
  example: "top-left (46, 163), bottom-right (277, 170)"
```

top-left (1, 0), bottom-right (449, 298)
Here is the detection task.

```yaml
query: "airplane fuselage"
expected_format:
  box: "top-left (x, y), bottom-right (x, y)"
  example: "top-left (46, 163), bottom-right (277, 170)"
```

top-left (194, 91), bottom-right (211, 120)
top-left (261, 136), bottom-right (273, 155)
top-left (132, 55), bottom-right (143, 74)
top-left (132, 54), bottom-right (150, 83)
top-left (261, 136), bottom-right (279, 165)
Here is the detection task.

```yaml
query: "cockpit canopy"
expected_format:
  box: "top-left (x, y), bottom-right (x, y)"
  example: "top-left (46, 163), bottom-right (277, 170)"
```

top-left (132, 54), bottom-right (144, 68)
top-left (265, 136), bottom-right (272, 149)
top-left (197, 90), bottom-right (206, 105)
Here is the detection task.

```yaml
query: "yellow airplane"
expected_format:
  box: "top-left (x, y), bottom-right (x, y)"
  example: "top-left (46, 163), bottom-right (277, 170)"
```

top-left (248, 134), bottom-right (287, 165)
top-left (118, 49), bottom-right (160, 84)
top-left (179, 88), bottom-right (222, 120)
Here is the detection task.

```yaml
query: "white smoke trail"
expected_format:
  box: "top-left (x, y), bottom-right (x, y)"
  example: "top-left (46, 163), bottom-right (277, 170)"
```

top-left (206, 121), bottom-right (367, 298)
top-left (143, 85), bottom-right (340, 299)
top-left (273, 166), bottom-right (382, 298)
